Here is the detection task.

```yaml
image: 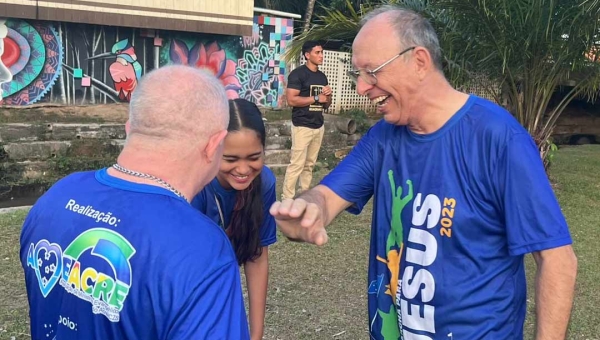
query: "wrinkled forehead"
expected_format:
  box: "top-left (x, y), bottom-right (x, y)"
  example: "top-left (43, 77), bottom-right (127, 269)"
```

top-left (351, 22), bottom-right (398, 69)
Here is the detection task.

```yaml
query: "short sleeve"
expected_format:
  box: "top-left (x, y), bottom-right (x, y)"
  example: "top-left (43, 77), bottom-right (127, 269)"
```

top-left (319, 124), bottom-right (379, 214)
top-left (259, 169), bottom-right (277, 247)
top-left (287, 68), bottom-right (302, 90)
top-left (166, 261), bottom-right (250, 340)
top-left (493, 133), bottom-right (572, 256)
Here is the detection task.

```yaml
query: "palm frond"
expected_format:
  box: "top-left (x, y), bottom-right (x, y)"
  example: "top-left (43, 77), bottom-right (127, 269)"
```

top-left (283, 0), bottom-right (364, 63)
top-left (280, 0), bottom-right (600, 166)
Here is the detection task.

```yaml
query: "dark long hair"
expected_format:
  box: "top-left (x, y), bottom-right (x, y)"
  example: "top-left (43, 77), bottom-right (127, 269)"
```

top-left (226, 98), bottom-right (266, 265)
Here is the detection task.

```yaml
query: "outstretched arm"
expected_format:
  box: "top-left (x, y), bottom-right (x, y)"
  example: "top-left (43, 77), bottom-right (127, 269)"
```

top-left (270, 185), bottom-right (352, 245)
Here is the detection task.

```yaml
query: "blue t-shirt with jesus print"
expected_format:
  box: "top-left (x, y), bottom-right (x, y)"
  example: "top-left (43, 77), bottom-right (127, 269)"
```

top-left (320, 95), bottom-right (572, 340)
top-left (20, 168), bottom-right (250, 340)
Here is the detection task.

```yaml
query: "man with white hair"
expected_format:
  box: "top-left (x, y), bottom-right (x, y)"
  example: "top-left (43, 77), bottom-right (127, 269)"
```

top-left (20, 65), bottom-right (250, 339)
top-left (270, 5), bottom-right (577, 340)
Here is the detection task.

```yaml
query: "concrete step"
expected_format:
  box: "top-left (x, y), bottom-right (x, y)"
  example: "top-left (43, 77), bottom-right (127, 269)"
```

top-left (265, 121), bottom-right (292, 137)
top-left (111, 139), bottom-right (125, 150)
top-left (3, 141), bottom-right (72, 160)
top-left (0, 122), bottom-right (301, 145)
top-left (0, 123), bottom-right (46, 142)
top-left (0, 123), bottom-right (126, 142)
top-left (265, 135), bottom-right (290, 150)
top-left (264, 149), bottom-right (290, 165)
top-left (265, 163), bottom-right (289, 170)
top-left (98, 139), bottom-right (269, 154)
top-left (2, 159), bottom-right (294, 185)
top-left (1, 160), bottom-right (53, 182)
top-left (265, 163), bottom-right (288, 175)
top-left (2, 140), bottom-right (123, 161)
top-left (50, 123), bottom-right (126, 141)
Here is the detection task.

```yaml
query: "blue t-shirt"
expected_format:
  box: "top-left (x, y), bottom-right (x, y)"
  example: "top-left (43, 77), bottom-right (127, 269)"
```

top-left (20, 169), bottom-right (250, 340)
top-left (320, 95), bottom-right (572, 340)
top-left (191, 165), bottom-right (277, 248)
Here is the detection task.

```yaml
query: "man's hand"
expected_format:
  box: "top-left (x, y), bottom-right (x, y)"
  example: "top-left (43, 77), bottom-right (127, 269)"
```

top-left (322, 85), bottom-right (333, 96)
top-left (269, 198), bottom-right (329, 246)
top-left (318, 94), bottom-right (329, 104)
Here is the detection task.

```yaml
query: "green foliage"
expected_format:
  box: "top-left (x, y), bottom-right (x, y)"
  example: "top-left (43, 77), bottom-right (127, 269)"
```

top-left (543, 139), bottom-right (560, 170)
top-left (429, 0), bottom-right (600, 169)
top-left (317, 148), bottom-right (341, 169)
top-left (50, 156), bottom-right (115, 178)
top-left (49, 140), bottom-right (118, 178)
top-left (285, 0), bottom-right (600, 169)
top-left (283, 0), bottom-right (366, 62)
top-left (339, 107), bottom-right (371, 133)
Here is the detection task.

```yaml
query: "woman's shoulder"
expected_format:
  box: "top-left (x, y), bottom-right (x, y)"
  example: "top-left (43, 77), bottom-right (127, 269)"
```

top-left (190, 179), bottom-right (217, 210)
top-left (260, 165), bottom-right (277, 197)
top-left (260, 165), bottom-right (276, 186)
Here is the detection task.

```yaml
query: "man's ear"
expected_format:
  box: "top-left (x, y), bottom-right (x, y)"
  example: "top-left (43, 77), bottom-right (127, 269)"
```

top-left (413, 46), bottom-right (433, 80)
top-left (204, 129), bottom-right (228, 163)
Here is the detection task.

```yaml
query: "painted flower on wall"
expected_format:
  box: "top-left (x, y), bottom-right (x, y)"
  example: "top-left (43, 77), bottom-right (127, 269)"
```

top-left (169, 39), bottom-right (241, 99)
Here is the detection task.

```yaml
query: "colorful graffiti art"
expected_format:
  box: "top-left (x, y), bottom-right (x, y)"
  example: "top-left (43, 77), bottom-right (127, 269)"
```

top-left (0, 19), bottom-right (149, 105)
top-left (1, 15), bottom-right (294, 107)
top-left (89, 39), bottom-right (143, 101)
top-left (168, 39), bottom-right (241, 99)
top-left (237, 42), bottom-right (282, 108)
top-left (241, 16), bottom-right (293, 107)
top-left (160, 15), bottom-right (294, 108)
top-left (0, 19), bottom-right (62, 105)
top-left (61, 24), bottom-right (147, 104)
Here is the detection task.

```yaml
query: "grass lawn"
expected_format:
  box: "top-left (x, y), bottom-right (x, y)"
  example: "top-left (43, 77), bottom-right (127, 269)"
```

top-left (1, 145), bottom-right (599, 339)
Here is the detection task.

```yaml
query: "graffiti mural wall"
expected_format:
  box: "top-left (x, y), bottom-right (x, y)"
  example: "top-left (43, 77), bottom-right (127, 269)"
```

top-left (0, 15), bottom-right (294, 108)
top-left (159, 15), bottom-right (294, 107)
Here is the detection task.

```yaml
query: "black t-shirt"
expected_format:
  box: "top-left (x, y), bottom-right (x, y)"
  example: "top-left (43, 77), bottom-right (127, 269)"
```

top-left (287, 65), bottom-right (329, 129)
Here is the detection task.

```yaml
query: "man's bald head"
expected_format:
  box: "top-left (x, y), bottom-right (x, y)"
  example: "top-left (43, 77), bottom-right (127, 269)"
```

top-left (127, 65), bottom-right (229, 149)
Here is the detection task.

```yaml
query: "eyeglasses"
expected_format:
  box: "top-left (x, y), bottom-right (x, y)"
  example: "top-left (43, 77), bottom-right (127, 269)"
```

top-left (347, 46), bottom-right (416, 85)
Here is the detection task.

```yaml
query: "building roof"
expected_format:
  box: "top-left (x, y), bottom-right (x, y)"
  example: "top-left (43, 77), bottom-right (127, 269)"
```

top-left (2, 0), bottom-right (255, 36)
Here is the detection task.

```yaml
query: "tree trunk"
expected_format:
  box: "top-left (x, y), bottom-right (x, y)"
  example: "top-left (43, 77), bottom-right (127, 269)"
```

top-left (303, 0), bottom-right (317, 33)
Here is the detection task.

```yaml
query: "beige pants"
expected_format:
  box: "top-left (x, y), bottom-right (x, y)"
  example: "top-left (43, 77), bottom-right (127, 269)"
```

top-left (282, 125), bottom-right (325, 200)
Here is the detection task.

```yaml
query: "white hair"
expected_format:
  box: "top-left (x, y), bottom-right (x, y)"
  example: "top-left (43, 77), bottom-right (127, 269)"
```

top-left (360, 5), bottom-right (443, 70)
top-left (128, 65), bottom-right (229, 149)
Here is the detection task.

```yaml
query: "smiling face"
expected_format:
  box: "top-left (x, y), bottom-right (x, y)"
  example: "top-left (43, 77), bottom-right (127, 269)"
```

top-left (352, 17), bottom-right (420, 126)
top-left (216, 128), bottom-right (264, 191)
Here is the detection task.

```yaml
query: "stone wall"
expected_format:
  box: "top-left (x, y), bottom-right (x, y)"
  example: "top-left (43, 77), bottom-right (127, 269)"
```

top-left (0, 108), bottom-right (362, 206)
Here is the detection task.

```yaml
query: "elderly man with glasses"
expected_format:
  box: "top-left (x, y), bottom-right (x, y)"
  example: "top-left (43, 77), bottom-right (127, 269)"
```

top-left (270, 5), bottom-right (577, 340)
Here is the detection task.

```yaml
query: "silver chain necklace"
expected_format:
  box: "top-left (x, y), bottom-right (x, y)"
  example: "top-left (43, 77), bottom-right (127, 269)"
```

top-left (111, 163), bottom-right (187, 201)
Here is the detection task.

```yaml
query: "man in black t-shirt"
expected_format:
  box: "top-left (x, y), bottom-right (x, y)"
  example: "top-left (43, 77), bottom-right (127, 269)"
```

top-left (282, 41), bottom-right (332, 200)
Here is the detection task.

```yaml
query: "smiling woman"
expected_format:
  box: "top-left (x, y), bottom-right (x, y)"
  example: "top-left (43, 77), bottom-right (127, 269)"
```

top-left (191, 98), bottom-right (276, 340)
